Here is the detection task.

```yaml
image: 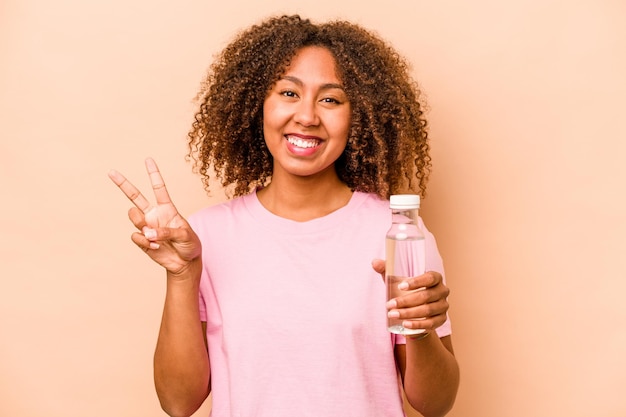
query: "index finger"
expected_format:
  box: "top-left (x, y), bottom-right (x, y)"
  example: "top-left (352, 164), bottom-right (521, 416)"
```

top-left (144, 158), bottom-right (173, 206)
top-left (108, 169), bottom-right (152, 213)
top-left (406, 271), bottom-right (441, 289)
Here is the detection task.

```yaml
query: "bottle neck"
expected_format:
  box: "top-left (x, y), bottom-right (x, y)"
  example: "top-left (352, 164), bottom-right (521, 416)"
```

top-left (391, 207), bottom-right (419, 224)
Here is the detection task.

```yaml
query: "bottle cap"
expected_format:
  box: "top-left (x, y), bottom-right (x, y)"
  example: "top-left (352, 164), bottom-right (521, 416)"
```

top-left (389, 194), bottom-right (420, 209)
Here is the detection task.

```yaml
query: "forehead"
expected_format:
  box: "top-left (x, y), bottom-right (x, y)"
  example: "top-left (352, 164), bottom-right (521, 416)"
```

top-left (281, 46), bottom-right (341, 81)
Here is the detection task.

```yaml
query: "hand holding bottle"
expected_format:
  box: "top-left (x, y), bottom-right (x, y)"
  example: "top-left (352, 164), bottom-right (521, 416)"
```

top-left (372, 260), bottom-right (450, 334)
top-left (108, 158), bottom-right (202, 278)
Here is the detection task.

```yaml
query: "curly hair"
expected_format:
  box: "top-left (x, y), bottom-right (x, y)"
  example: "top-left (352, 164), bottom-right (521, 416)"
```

top-left (188, 14), bottom-right (431, 199)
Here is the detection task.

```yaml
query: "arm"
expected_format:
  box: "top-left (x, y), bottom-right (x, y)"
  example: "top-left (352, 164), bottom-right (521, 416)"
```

top-left (154, 261), bottom-right (211, 417)
top-left (372, 260), bottom-right (460, 417)
top-left (109, 158), bottom-right (210, 417)
top-left (395, 335), bottom-right (459, 417)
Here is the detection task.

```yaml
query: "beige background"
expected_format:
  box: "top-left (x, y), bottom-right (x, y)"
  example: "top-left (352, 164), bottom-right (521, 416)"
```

top-left (1, 0), bottom-right (625, 416)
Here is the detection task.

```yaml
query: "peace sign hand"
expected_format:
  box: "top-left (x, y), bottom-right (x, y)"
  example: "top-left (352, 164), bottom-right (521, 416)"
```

top-left (108, 158), bottom-right (202, 277)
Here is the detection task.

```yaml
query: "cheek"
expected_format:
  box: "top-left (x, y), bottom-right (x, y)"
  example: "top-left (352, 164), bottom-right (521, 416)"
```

top-left (335, 111), bottom-right (352, 141)
top-left (263, 102), bottom-right (290, 132)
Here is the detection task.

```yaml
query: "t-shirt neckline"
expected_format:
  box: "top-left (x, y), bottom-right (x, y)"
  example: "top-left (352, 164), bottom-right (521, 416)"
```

top-left (242, 190), bottom-right (369, 234)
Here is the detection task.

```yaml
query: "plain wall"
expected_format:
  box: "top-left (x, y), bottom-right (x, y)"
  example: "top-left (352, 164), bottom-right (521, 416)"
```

top-left (1, 1), bottom-right (625, 416)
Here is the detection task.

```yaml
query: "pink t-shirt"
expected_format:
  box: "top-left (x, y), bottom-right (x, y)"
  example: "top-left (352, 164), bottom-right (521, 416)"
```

top-left (188, 191), bottom-right (451, 417)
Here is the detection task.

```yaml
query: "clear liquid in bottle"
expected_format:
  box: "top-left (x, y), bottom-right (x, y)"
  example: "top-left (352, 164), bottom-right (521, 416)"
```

top-left (385, 195), bottom-right (426, 335)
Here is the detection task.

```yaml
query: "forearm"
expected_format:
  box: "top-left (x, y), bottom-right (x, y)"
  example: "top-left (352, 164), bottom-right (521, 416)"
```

top-left (402, 334), bottom-right (459, 417)
top-left (154, 261), bottom-right (210, 417)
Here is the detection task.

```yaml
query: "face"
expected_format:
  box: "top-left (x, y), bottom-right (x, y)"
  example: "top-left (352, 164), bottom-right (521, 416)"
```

top-left (262, 46), bottom-right (351, 181)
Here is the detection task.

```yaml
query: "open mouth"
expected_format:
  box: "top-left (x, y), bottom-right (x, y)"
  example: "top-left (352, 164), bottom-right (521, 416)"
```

top-left (286, 135), bottom-right (321, 149)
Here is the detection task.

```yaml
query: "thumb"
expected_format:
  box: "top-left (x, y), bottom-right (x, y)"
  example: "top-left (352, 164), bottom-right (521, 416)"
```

top-left (153, 226), bottom-right (202, 258)
top-left (371, 259), bottom-right (386, 282)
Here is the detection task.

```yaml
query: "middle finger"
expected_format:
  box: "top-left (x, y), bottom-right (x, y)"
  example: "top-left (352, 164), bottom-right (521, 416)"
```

top-left (145, 158), bottom-right (173, 206)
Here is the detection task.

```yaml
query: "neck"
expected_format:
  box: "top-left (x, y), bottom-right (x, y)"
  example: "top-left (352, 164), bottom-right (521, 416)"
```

top-left (257, 174), bottom-right (353, 222)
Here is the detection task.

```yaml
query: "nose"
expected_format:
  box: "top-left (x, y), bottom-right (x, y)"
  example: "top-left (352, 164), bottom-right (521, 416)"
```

top-left (293, 99), bottom-right (319, 127)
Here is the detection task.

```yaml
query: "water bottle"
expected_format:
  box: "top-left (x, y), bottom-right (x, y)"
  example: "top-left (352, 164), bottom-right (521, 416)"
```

top-left (385, 194), bottom-right (427, 335)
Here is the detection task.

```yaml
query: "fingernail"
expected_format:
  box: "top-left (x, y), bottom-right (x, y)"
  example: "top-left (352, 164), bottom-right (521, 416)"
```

top-left (386, 299), bottom-right (397, 309)
top-left (149, 242), bottom-right (160, 250)
top-left (387, 310), bottom-right (400, 318)
top-left (143, 228), bottom-right (156, 240)
top-left (398, 281), bottom-right (409, 290)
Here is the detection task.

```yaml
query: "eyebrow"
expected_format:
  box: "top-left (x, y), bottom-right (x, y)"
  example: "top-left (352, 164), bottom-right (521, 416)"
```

top-left (279, 75), bottom-right (345, 91)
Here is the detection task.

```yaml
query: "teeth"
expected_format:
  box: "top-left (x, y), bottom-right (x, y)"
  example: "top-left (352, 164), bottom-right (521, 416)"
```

top-left (287, 136), bottom-right (319, 148)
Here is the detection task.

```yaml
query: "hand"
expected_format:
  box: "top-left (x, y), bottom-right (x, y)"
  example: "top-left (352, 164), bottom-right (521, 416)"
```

top-left (372, 259), bottom-right (450, 333)
top-left (109, 158), bottom-right (202, 277)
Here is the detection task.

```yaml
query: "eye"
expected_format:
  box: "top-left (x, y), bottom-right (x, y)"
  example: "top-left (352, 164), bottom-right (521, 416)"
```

top-left (280, 90), bottom-right (298, 98)
top-left (321, 97), bottom-right (341, 104)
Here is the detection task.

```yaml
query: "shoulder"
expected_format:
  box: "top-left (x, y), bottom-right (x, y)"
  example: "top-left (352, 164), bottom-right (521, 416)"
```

top-left (342, 192), bottom-right (390, 232)
top-left (352, 191), bottom-right (389, 213)
top-left (188, 193), bottom-right (252, 230)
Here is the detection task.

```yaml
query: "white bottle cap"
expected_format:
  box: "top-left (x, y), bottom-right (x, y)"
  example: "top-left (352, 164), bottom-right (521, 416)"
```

top-left (389, 194), bottom-right (420, 209)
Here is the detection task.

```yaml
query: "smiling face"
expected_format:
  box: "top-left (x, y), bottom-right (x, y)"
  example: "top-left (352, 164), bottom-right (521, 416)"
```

top-left (262, 46), bottom-right (352, 182)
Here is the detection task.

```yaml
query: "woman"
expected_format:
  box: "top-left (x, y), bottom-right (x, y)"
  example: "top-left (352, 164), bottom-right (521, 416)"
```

top-left (109, 15), bottom-right (459, 417)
